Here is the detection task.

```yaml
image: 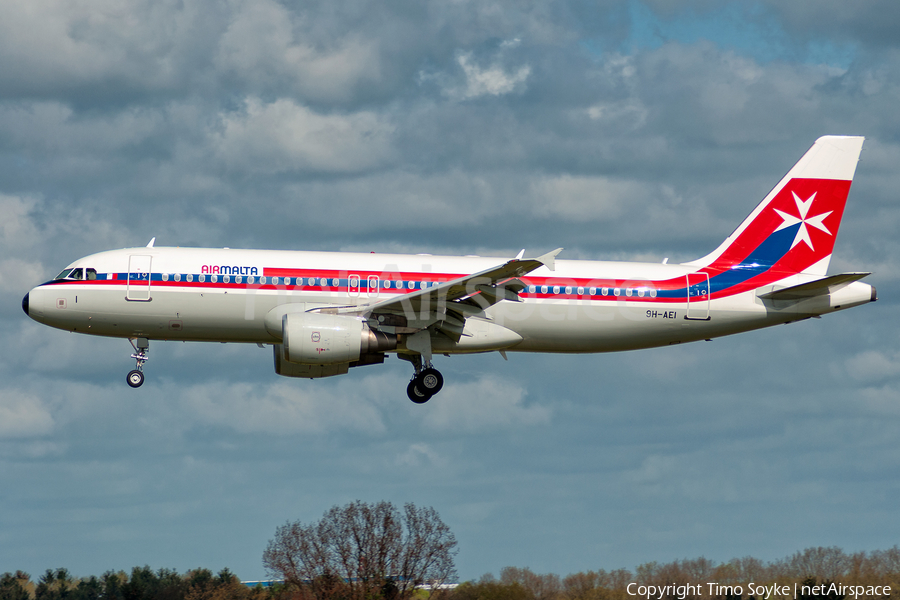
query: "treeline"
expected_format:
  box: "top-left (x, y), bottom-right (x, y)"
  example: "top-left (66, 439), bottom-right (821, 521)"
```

top-left (3, 546), bottom-right (900, 600)
top-left (0, 567), bottom-right (283, 600)
top-left (456, 547), bottom-right (900, 600)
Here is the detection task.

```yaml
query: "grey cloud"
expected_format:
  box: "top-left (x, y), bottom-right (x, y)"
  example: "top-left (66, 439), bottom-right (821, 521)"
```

top-left (214, 0), bottom-right (386, 105)
top-left (761, 0), bottom-right (900, 50)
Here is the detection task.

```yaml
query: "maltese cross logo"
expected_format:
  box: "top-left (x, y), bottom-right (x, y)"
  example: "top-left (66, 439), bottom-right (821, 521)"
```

top-left (773, 191), bottom-right (832, 251)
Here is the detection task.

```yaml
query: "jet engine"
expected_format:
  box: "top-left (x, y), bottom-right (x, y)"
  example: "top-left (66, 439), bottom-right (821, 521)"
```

top-left (281, 312), bottom-right (396, 365)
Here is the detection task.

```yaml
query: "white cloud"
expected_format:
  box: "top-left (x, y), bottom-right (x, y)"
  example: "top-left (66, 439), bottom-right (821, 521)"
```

top-left (456, 52), bottom-right (531, 99)
top-left (0, 389), bottom-right (55, 439)
top-left (182, 381), bottom-right (384, 435)
top-left (395, 443), bottom-right (446, 468)
top-left (421, 39), bottom-right (532, 101)
top-left (0, 257), bottom-right (46, 297)
top-left (842, 350), bottom-right (900, 382)
top-left (214, 98), bottom-right (396, 174)
top-left (417, 374), bottom-right (551, 432)
top-left (0, 194), bottom-right (40, 250)
top-left (180, 379), bottom-right (388, 435)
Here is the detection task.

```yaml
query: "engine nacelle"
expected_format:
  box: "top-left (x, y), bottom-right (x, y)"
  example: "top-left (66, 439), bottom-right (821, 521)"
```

top-left (282, 312), bottom-right (396, 365)
top-left (274, 344), bottom-right (351, 378)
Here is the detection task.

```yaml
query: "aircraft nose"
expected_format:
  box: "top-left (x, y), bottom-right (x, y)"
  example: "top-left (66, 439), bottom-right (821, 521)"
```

top-left (22, 292), bottom-right (29, 316)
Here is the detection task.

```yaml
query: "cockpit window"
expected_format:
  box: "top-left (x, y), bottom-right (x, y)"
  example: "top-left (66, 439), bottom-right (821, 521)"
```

top-left (54, 268), bottom-right (93, 281)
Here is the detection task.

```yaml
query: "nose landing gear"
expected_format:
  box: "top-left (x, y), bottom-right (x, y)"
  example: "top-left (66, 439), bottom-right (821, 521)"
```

top-left (126, 337), bottom-right (149, 388)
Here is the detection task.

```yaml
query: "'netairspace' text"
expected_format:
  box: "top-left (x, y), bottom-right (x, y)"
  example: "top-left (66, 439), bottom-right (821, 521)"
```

top-left (626, 582), bottom-right (892, 600)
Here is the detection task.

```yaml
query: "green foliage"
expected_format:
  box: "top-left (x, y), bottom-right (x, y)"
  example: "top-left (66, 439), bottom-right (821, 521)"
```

top-left (0, 568), bottom-right (283, 600)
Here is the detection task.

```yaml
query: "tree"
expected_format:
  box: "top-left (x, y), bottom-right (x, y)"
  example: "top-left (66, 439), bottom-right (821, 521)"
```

top-left (0, 572), bottom-right (31, 600)
top-left (263, 501), bottom-right (458, 600)
top-left (36, 569), bottom-right (74, 600)
top-left (500, 568), bottom-right (560, 600)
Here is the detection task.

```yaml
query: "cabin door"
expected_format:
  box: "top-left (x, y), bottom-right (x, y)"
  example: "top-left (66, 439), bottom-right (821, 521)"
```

top-left (127, 255), bottom-right (152, 301)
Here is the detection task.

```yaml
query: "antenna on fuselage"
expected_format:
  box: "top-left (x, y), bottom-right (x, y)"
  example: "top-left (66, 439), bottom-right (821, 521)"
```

top-left (146, 237), bottom-right (156, 248)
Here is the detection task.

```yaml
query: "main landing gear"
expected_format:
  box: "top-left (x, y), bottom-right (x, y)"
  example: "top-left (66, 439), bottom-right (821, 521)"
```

top-left (401, 354), bottom-right (444, 403)
top-left (126, 337), bottom-right (149, 388)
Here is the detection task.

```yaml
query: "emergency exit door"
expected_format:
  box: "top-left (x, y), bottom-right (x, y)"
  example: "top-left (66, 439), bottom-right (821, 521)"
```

top-left (685, 272), bottom-right (710, 320)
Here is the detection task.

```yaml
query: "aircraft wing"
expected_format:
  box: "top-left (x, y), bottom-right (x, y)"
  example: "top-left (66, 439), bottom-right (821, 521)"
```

top-left (366, 248), bottom-right (562, 313)
top-left (366, 247), bottom-right (562, 316)
top-left (321, 248), bottom-right (562, 337)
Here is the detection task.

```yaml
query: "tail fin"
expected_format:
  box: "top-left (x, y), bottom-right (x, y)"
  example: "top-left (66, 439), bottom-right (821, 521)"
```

top-left (687, 136), bottom-right (864, 287)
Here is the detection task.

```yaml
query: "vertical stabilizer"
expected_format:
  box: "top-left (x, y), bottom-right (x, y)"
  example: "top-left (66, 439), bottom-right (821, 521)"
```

top-left (686, 136), bottom-right (864, 280)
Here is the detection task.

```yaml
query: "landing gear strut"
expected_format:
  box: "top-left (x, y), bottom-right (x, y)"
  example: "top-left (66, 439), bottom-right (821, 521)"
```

top-left (127, 337), bottom-right (149, 388)
top-left (401, 353), bottom-right (444, 403)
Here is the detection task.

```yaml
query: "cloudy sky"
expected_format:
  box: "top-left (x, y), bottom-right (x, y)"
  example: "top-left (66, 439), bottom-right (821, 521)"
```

top-left (2, 0), bottom-right (900, 582)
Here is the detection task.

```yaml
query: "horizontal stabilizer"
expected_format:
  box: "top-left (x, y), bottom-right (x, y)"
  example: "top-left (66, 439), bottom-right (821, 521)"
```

top-left (758, 272), bottom-right (870, 300)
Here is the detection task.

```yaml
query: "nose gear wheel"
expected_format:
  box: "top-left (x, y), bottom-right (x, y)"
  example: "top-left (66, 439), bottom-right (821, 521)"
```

top-left (126, 338), bottom-right (149, 388)
top-left (127, 369), bottom-right (144, 388)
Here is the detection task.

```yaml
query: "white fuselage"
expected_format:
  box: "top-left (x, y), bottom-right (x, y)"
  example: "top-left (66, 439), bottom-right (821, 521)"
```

top-left (24, 246), bottom-right (874, 355)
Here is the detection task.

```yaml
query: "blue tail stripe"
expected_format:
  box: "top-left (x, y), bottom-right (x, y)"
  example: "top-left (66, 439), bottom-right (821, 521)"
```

top-left (657, 223), bottom-right (799, 299)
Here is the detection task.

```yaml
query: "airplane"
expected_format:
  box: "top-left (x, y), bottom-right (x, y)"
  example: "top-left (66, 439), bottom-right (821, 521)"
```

top-left (22, 135), bottom-right (875, 403)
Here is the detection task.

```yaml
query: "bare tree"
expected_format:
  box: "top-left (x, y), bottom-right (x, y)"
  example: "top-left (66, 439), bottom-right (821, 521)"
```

top-left (263, 501), bottom-right (458, 600)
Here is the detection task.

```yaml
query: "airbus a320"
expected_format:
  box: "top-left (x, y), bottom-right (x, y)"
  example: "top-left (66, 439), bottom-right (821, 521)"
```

top-left (23, 136), bottom-right (875, 402)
